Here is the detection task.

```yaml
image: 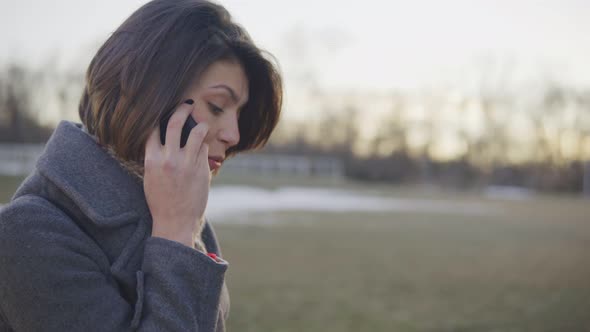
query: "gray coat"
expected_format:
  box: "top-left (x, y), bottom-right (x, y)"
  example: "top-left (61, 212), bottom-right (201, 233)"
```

top-left (0, 121), bottom-right (230, 331)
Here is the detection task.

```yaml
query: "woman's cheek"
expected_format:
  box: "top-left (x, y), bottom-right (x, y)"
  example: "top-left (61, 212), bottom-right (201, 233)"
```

top-left (191, 106), bottom-right (208, 125)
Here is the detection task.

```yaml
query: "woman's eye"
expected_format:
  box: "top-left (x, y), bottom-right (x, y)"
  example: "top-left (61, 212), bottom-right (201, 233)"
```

top-left (207, 102), bottom-right (224, 115)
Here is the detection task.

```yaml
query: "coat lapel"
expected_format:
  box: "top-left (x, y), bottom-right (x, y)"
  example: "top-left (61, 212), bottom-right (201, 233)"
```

top-left (35, 120), bottom-right (152, 227)
top-left (32, 121), bottom-right (153, 301)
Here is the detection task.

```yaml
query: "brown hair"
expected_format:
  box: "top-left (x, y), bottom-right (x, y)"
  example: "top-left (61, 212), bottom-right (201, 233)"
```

top-left (79, 0), bottom-right (282, 163)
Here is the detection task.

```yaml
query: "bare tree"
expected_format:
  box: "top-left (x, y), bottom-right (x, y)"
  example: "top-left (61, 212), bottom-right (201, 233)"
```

top-left (0, 64), bottom-right (54, 143)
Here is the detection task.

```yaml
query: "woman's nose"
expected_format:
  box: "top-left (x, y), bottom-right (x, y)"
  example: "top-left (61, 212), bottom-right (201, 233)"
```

top-left (219, 118), bottom-right (240, 148)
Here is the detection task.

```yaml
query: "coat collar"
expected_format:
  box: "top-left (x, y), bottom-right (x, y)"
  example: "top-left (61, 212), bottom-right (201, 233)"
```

top-left (35, 120), bottom-right (151, 227)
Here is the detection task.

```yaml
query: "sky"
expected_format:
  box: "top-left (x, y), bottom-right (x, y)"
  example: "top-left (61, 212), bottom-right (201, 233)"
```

top-left (1, 0), bottom-right (589, 158)
top-left (1, 0), bottom-right (589, 92)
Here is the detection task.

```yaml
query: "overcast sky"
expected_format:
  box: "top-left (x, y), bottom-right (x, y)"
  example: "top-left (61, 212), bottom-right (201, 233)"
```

top-left (1, 0), bottom-right (589, 93)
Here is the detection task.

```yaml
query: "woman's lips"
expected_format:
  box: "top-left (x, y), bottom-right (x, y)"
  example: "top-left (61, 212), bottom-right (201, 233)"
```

top-left (208, 158), bottom-right (222, 171)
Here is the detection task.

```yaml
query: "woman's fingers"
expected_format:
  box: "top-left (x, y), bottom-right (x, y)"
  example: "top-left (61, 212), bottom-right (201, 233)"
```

top-left (144, 101), bottom-right (211, 249)
top-left (145, 125), bottom-right (162, 162)
top-left (197, 142), bottom-right (212, 181)
top-left (185, 122), bottom-right (209, 163)
top-left (164, 102), bottom-right (194, 152)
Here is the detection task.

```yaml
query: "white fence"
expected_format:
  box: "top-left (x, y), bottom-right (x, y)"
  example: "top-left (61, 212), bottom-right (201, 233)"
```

top-left (222, 153), bottom-right (344, 177)
top-left (0, 143), bottom-right (343, 178)
top-left (0, 143), bottom-right (45, 176)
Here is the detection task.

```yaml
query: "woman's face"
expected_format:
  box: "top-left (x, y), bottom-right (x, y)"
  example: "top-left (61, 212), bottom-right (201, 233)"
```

top-left (181, 60), bottom-right (249, 173)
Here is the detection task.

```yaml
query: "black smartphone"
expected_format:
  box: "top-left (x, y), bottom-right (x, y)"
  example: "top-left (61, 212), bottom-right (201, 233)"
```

top-left (159, 112), bottom-right (198, 148)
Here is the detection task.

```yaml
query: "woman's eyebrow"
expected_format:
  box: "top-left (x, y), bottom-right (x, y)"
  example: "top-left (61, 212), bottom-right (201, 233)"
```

top-left (208, 84), bottom-right (239, 103)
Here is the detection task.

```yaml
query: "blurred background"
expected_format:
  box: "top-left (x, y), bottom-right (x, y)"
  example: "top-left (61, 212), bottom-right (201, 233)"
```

top-left (1, 0), bottom-right (589, 331)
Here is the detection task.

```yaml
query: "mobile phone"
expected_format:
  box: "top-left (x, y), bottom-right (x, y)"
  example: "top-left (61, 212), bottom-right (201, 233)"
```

top-left (159, 112), bottom-right (198, 148)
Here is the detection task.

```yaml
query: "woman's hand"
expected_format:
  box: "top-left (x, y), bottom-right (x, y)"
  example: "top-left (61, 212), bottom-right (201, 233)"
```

top-left (144, 101), bottom-right (211, 249)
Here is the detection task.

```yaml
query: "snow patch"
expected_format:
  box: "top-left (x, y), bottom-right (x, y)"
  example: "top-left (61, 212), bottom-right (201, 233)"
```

top-left (206, 185), bottom-right (495, 222)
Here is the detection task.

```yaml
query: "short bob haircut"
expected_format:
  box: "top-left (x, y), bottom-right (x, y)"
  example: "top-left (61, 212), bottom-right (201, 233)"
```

top-left (79, 0), bottom-right (282, 163)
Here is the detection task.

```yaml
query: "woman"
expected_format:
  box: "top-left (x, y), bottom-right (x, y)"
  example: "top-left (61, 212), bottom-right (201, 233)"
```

top-left (0, 0), bottom-right (281, 331)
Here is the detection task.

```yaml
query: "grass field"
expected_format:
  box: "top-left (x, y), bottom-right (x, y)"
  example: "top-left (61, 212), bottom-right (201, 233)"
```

top-left (0, 175), bottom-right (25, 203)
top-left (2, 173), bottom-right (590, 331)
top-left (211, 174), bottom-right (590, 332)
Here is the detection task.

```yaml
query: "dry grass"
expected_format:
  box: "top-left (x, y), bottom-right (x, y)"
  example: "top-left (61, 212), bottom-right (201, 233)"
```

top-left (215, 190), bottom-right (590, 331)
top-left (0, 175), bottom-right (24, 203)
